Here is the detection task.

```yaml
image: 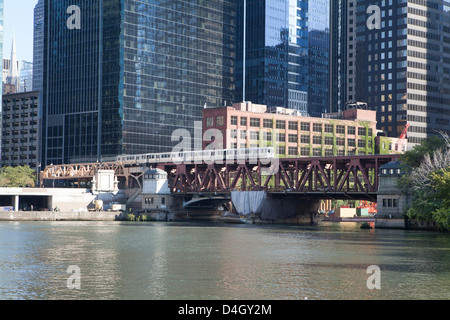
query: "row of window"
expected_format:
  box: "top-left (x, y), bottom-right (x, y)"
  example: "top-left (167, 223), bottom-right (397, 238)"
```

top-left (230, 131), bottom-right (372, 148)
top-left (229, 144), bottom-right (366, 157)
top-left (144, 197), bottom-right (166, 205)
top-left (224, 116), bottom-right (374, 135)
top-left (382, 199), bottom-right (398, 208)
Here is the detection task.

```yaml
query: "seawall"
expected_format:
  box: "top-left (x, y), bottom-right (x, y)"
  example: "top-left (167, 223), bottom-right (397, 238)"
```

top-left (0, 211), bottom-right (119, 221)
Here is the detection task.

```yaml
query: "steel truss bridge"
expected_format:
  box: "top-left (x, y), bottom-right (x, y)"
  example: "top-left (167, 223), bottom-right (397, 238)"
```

top-left (41, 154), bottom-right (400, 201)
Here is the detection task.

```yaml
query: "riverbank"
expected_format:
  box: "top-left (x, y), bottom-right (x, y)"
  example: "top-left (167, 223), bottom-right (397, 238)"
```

top-left (0, 210), bottom-right (119, 221)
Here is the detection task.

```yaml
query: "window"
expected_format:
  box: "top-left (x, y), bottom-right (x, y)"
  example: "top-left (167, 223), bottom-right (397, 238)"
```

top-left (240, 130), bottom-right (247, 139)
top-left (277, 133), bottom-right (285, 142)
top-left (325, 137), bottom-right (333, 145)
top-left (336, 138), bottom-right (345, 146)
top-left (240, 117), bottom-right (247, 126)
top-left (216, 116), bottom-right (224, 126)
top-left (250, 131), bottom-right (259, 140)
top-left (313, 123), bottom-right (322, 132)
top-left (276, 120), bottom-right (285, 129)
top-left (263, 132), bottom-right (272, 141)
top-left (206, 117), bottom-right (213, 127)
top-left (313, 148), bottom-right (322, 156)
top-left (358, 140), bottom-right (366, 148)
top-left (358, 127), bottom-right (367, 136)
top-left (313, 136), bottom-right (322, 145)
top-left (324, 124), bottom-right (333, 133)
top-left (383, 199), bottom-right (387, 207)
top-left (250, 118), bottom-right (260, 128)
top-left (348, 139), bottom-right (356, 147)
top-left (336, 125), bottom-right (345, 134)
top-left (161, 198), bottom-right (166, 205)
top-left (301, 135), bottom-right (310, 144)
top-left (288, 134), bottom-right (298, 143)
top-left (348, 126), bottom-right (355, 135)
top-left (231, 116), bottom-right (237, 125)
top-left (263, 119), bottom-right (273, 128)
top-left (301, 122), bottom-right (310, 131)
top-left (276, 146), bottom-right (285, 155)
top-left (288, 121), bottom-right (298, 131)
top-left (300, 147), bottom-right (310, 156)
top-left (288, 147), bottom-right (298, 156)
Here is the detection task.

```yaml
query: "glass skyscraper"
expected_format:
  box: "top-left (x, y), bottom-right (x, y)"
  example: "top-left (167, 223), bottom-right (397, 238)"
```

top-left (236, 0), bottom-right (330, 117)
top-left (41, 0), bottom-right (236, 165)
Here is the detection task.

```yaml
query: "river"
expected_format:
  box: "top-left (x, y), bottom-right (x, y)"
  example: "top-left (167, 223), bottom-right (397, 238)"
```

top-left (0, 220), bottom-right (448, 300)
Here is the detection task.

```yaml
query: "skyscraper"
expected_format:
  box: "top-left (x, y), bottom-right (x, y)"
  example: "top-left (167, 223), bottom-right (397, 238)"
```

top-left (346, 0), bottom-right (450, 147)
top-left (41, 0), bottom-right (237, 166)
top-left (236, 0), bottom-right (330, 117)
top-left (6, 33), bottom-right (20, 92)
top-left (33, 0), bottom-right (44, 93)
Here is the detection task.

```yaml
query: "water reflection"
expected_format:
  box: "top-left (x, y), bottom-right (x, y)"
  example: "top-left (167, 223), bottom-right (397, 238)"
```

top-left (0, 221), bottom-right (449, 300)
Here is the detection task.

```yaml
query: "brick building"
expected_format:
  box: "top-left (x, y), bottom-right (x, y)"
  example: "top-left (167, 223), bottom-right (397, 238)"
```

top-left (202, 102), bottom-right (378, 157)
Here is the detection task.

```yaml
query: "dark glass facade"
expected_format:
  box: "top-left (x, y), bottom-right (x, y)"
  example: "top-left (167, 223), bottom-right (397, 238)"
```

top-left (42, 0), bottom-right (236, 165)
top-left (330, 0), bottom-right (348, 113)
top-left (236, 0), bottom-right (329, 117)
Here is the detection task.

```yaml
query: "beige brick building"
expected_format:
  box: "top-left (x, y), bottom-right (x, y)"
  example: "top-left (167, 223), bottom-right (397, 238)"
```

top-left (203, 102), bottom-right (378, 157)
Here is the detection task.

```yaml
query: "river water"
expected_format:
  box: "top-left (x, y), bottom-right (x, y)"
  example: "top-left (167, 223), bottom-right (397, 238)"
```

top-left (0, 220), bottom-right (448, 300)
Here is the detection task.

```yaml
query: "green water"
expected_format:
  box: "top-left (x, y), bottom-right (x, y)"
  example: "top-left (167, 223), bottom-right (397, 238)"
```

top-left (0, 221), bottom-right (448, 300)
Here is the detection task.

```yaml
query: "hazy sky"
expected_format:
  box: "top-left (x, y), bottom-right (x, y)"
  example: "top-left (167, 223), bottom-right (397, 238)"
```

top-left (3, 0), bottom-right (37, 63)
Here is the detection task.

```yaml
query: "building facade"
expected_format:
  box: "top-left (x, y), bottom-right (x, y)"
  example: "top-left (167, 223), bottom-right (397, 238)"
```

top-left (202, 102), bottom-right (378, 158)
top-left (236, 0), bottom-right (330, 117)
top-left (351, 0), bottom-right (450, 147)
top-left (41, 0), bottom-right (237, 166)
top-left (32, 0), bottom-right (44, 93)
top-left (1, 91), bottom-right (41, 170)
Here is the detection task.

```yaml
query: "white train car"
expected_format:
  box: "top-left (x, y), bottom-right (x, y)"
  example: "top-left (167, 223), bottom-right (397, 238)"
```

top-left (116, 147), bottom-right (275, 166)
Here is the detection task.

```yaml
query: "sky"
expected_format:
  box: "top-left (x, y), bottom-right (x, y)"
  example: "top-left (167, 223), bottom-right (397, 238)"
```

top-left (3, 0), bottom-right (37, 63)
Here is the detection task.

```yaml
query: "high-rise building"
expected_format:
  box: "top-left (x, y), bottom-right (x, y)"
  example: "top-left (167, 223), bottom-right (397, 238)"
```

top-left (41, 0), bottom-right (237, 166)
top-left (1, 91), bottom-right (41, 170)
top-left (236, 0), bottom-right (330, 117)
top-left (343, 0), bottom-right (450, 148)
top-left (33, 0), bottom-right (44, 93)
top-left (6, 33), bottom-right (20, 92)
top-left (20, 61), bottom-right (33, 92)
top-left (330, 0), bottom-right (357, 113)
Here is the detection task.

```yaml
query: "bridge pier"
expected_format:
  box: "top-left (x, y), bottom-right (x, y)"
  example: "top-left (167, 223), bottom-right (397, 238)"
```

top-left (259, 194), bottom-right (320, 225)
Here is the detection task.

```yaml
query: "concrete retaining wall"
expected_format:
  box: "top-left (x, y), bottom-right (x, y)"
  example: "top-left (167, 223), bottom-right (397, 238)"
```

top-left (0, 211), bottom-right (119, 221)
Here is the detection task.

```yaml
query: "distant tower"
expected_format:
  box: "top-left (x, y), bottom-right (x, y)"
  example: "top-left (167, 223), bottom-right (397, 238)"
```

top-left (6, 32), bottom-right (20, 92)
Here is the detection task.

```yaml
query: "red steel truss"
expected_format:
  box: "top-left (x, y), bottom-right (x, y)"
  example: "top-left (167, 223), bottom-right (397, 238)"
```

top-left (160, 155), bottom-right (400, 195)
top-left (41, 154), bottom-right (400, 195)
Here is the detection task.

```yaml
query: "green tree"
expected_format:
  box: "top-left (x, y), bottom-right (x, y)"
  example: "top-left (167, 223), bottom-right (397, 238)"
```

top-left (401, 134), bottom-right (450, 230)
top-left (0, 166), bottom-right (36, 188)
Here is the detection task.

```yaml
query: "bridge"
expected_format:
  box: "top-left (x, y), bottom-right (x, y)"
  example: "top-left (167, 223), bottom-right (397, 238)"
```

top-left (41, 154), bottom-right (400, 202)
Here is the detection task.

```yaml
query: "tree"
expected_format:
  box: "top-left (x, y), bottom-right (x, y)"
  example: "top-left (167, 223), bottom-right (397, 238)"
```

top-left (401, 133), bottom-right (450, 230)
top-left (0, 166), bottom-right (36, 188)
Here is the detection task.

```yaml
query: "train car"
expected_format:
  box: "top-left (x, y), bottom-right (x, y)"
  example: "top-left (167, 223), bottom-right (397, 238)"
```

top-left (116, 147), bottom-right (275, 165)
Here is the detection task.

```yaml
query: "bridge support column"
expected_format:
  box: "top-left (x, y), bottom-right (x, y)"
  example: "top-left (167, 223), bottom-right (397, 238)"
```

top-left (260, 195), bottom-right (321, 225)
top-left (14, 195), bottom-right (19, 212)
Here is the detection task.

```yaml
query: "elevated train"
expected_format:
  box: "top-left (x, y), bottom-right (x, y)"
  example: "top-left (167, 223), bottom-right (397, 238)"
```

top-left (116, 147), bottom-right (275, 166)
